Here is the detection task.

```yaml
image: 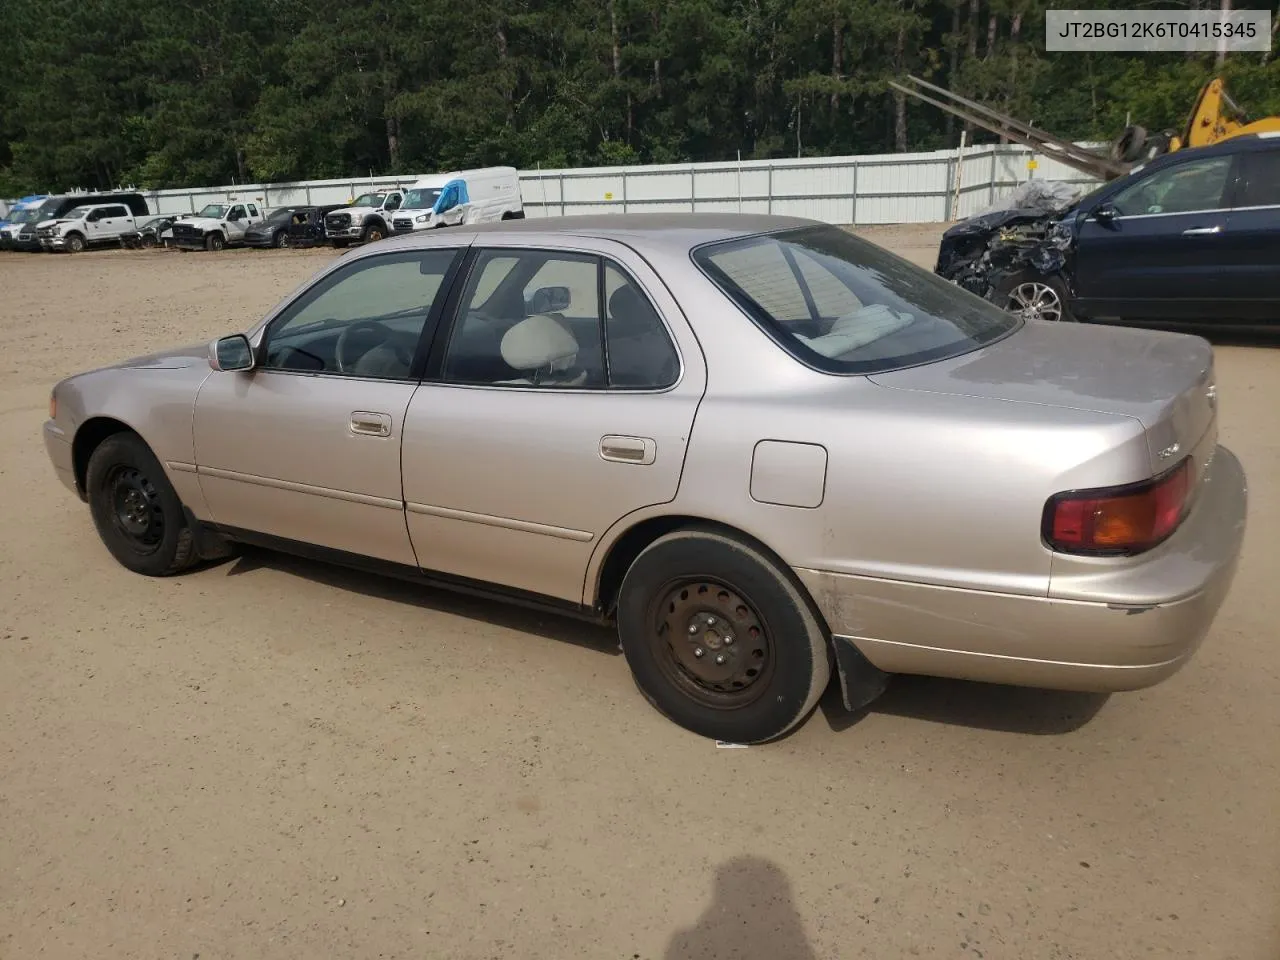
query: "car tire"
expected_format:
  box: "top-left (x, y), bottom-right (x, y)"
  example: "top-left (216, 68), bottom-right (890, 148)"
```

top-left (997, 270), bottom-right (1075, 322)
top-left (616, 527), bottom-right (832, 744)
top-left (64, 232), bottom-right (85, 253)
top-left (205, 232), bottom-right (225, 252)
top-left (85, 432), bottom-right (197, 577)
top-left (274, 230), bottom-right (289, 248)
top-left (362, 224), bottom-right (384, 243)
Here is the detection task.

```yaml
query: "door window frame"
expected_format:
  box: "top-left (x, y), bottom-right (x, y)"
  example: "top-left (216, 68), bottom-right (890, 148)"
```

top-left (252, 246), bottom-right (467, 382)
top-left (421, 244), bottom-right (684, 393)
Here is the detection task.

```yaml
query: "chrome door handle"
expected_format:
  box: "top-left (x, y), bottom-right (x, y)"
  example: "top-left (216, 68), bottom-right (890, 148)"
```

top-left (600, 435), bottom-right (656, 465)
top-left (1182, 225), bottom-right (1222, 236)
top-left (350, 411), bottom-right (392, 437)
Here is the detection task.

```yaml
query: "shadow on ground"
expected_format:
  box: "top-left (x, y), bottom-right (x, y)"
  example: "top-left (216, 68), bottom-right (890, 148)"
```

top-left (214, 545), bottom-right (1110, 738)
top-left (216, 545), bottom-right (619, 657)
top-left (664, 856), bottom-right (817, 960)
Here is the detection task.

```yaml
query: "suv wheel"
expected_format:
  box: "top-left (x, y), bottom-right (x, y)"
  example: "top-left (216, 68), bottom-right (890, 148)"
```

top-left (616, 527), bottom-right (832, 744)
top-left (205, 231), bottom-right (225, 252)
top-left (64, 233), bottom-right (86, 253)
top-left (997, 271), bottom-right (1074, 322)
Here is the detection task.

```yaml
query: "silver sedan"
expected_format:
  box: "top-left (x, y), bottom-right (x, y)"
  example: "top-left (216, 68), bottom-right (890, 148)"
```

top-left (42, 214), bottom-right (1248, 743)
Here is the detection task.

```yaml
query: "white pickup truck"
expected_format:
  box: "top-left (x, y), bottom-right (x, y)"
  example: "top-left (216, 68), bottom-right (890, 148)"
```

top-left (169, 200), bottom-right (266, 251)
top-left (35, 203), bottom-right (140, 252)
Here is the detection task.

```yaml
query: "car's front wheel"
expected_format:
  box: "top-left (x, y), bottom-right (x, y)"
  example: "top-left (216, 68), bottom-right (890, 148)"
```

top-left (205, 232), bottom-right (225, 252)
top-left (616, 527), bottom-right (832, 743)
top-left (997, 270), bottom-right (1074, 322)
top-left (85, 432), bottom-right (197, 577)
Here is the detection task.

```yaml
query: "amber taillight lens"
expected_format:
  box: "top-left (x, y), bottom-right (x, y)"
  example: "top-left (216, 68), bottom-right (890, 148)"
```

top-left (1044, 458), bottom-right (1191, 555)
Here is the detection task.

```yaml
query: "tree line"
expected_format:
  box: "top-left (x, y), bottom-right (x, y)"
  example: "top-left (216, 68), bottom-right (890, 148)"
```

top-left (2, 0), bottom-right (1278, 195)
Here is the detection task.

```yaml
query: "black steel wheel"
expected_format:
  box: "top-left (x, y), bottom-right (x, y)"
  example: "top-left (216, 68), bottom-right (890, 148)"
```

top-left (86, 432), bottom-right (196, 576)
top-left (616, 527), bottom-right (831, 743)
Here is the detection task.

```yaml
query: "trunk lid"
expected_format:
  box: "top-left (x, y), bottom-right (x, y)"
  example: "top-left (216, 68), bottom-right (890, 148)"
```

top-left (868, 319), bottom-right (1217, 480)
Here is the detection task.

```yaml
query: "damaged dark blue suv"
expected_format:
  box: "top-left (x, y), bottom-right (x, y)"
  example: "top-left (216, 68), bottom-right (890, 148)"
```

top-left (936, 132), bottom-right (1280, 326)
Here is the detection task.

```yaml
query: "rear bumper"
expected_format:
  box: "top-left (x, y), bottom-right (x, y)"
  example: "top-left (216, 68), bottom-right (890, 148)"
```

top-left (795, 444), bottom-right (1247, 692)
top-left (43, 420), bottom-right (77, 496)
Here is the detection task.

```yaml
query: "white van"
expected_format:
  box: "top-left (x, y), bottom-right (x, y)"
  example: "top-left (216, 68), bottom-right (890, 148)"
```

top-left (389, 166), bottom-right (523, 234)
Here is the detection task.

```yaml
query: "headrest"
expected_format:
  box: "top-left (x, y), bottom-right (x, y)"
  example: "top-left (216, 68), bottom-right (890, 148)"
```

top-left (608, 284), bottom-right (652, 337)
top-left (500, 313), bottom-right (579, 371)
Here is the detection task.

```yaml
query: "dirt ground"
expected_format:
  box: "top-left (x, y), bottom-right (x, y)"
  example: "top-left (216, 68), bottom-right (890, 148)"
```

top-left (1, 224), bottom-right (1277, 960)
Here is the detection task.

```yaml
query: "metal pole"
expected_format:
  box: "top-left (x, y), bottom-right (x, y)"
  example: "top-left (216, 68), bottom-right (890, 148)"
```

top-left (950, 129), bottom-right (967, 221)
top-left (850, 160), bottom-right (858, 225)
top-left (737, 151), bottom-right (747, 213)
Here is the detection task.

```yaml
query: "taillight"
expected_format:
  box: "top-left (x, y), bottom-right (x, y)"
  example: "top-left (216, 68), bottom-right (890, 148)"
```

top-left (1043, 458), bottom-right (1191, 555)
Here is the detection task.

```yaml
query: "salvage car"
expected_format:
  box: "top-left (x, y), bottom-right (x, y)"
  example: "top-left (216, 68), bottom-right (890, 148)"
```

top-left (937, 132), bottom-right (1280, 325)
top-left (284, 204), bottom-right (344, 248)
top-left (42, 214), bottom-right (1247, 744)
top-left (243, 206), bottom-right (308, 248)
top-left (171, 200), bottom-right (266, 251)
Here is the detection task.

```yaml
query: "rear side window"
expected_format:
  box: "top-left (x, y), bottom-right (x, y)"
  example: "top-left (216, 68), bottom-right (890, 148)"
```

top-left (692, 224), bottom-right (1020, 375)
top-left (1238, 149), bottom-right (1280, 208)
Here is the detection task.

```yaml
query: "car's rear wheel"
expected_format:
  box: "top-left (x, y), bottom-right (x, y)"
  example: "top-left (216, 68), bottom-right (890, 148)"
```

top-left (616, 528), bottom-right (831, 743)
top-left (85, 432), bottom-right (196, 577)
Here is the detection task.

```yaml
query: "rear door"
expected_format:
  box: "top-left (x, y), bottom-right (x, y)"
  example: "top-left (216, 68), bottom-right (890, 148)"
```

top-left (400, 238), bottom-right (706, 604)
top-left (1071, 151), bottom-right (1241, 321)
top-left (1214, 145), bottom-right (1280, 321)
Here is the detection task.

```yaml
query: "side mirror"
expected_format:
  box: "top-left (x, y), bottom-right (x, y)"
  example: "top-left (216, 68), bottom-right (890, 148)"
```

top-left (528, 285), bottom-right (571, 313)
top-left (1092, 203), bottom-right (1117, 224)
top-left (209, 334), bottom-right (255, 372)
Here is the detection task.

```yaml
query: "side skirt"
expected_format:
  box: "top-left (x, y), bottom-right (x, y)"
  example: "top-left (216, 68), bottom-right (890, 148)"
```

top-left (200, 521), bottom-right (613, 626)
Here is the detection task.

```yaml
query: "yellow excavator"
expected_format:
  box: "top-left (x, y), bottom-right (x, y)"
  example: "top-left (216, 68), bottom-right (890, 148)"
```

top-left (890, 74), bottom-right (1280, 181)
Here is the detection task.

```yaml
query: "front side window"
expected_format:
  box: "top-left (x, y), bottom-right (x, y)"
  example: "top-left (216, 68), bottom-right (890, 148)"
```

top-left (228, 205), bottom-right (246, 221)
top-left (247, 203), bottom-right (259, 217)
top-left (1109, 155), bottom-right (1235, 217)
top-left (693, 224), bottom-right (1020, 375)
top-left (441, 248), bottom-right (679, 389)
top-left (262, 249), bottom-right (460, 380)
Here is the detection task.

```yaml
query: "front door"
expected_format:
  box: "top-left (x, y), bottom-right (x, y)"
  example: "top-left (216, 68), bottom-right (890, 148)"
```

top-left (1072, 152), bottom-right (1240, 321)
top-left (193, 245), bottom-right (465, 565)
top-left (401, 241), bottom-right (706, 604)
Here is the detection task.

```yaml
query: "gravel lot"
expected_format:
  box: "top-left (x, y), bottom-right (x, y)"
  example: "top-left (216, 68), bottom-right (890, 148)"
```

top-left (1, 224), bottom-right (1277, 960)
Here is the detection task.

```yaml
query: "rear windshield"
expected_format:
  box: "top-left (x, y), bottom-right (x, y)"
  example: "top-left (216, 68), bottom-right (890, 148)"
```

top-left (693, 224), bottom-right (1021, 374)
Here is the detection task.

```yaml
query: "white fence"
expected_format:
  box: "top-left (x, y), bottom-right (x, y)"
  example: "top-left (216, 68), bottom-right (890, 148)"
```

top-left (23, 142), bottom-right (1106, 227)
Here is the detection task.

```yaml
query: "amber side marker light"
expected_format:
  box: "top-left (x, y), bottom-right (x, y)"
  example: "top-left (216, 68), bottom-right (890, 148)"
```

top-left (1043, 458), bottom-right (1192, 556)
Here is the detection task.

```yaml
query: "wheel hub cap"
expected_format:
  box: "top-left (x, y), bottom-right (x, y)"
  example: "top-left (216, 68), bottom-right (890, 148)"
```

top-left (108, 466), bottom-right (163, 549)
top-left (652, 581), bottom-right (772, 705)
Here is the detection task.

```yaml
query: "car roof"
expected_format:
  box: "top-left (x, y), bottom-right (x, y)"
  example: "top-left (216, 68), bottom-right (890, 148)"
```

top-left (376, 212), bottom-right (819, 256)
